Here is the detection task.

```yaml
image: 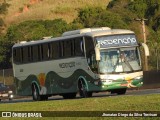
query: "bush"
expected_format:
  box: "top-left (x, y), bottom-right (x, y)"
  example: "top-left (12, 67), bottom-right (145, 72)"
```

top-left (74, 7), bottom-right (128, 29)
top-left (43, 19), bottom-right (68, 37)
top-left (5, 19), bottom-right (69, 42)
top-left (0, 18), bottom-right (4, 27)
top-left (0, 2), bottom-right (10, 14)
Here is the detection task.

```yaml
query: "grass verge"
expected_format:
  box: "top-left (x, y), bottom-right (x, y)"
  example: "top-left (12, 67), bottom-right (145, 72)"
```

top-left (0, 94), bottom-right (160, 119)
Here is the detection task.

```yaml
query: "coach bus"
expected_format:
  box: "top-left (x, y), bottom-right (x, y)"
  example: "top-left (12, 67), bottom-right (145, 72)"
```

top-left (12, 27), bottom-right (149, 101)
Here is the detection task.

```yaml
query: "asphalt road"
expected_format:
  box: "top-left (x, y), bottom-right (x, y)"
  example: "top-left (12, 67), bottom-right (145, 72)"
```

top-left (0, 88), bottom-right (160, 104)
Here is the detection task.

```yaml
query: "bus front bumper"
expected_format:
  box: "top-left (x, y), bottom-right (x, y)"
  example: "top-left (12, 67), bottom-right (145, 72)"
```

top-left (90, 77), bottom-right (143, 91)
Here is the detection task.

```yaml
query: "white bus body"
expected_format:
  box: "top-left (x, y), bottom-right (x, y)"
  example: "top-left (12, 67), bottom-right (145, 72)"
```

top-left (12, 27), bottom-right (149, 100)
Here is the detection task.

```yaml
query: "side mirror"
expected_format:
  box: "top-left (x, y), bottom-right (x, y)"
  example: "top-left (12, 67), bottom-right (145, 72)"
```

top-left (95, 43), bottom-right (100, 61)
top-left (141, 43), bottom-right (149, 56)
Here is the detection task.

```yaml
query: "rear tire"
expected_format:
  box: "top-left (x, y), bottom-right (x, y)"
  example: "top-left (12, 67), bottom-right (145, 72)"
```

top-left (40, 95), bottom-right (48, 100)
top-left (32, 84), bottom-right (40, 101)
top-left (78, 79), bottom-right (92, 98)
top-left (87, 92), bottom-right (93, 97)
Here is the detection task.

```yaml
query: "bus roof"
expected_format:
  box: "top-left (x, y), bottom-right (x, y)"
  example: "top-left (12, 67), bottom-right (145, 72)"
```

top-left (62, 27), bottom-right (111, 36)
top-left (13, 27), bottom-right (135, 48)
top-left (84, 29), bottom-right (134, 37)
top-left (62, 27), bottom-right (134, 37)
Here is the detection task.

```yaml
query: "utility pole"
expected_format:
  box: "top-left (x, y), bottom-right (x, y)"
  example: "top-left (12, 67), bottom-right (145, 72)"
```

top-left (3, 69), bottom-right (5, 85)
top-left (134, 18), bottom-right (148, 71)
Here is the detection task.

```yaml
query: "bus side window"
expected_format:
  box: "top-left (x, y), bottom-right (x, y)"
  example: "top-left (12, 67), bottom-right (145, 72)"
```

top-left (71, 39), bottom-right (75, 56)
top-left (39, 45), bottom-right (42, 60)
top-left (13, 48), bottom-right (21, 63)
top-left (51, 42), bottom-right (60, 59)
top-left (23, 47), bottom-right (28, 63)
top-left (85, 36), bottom-right (94, 58)
top-left (20, 48), bottom-right (23, 63)
top-left (32, 45), bottom-right (39, 62)
top-left (85, 36), bottom-right (97, 72)
top-left (48, 43), bottom-right (51, 59)
top-left (64, 40), bottom-right (72, 57)
top-left (28, 46), bottom-right (32, 62)
top-left (13, 49), bottom-right (16, 62)
top-left (30, 46), bottom-right (33, 61)
top-left (42, 43), bottom-right (49, 60)
top-left (75, 37), bottom-right (84, 56)
top-left (59, 41), bottom-right (64, 57)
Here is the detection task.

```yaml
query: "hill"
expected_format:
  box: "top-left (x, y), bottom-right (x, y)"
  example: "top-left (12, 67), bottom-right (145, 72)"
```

top-left (4, 0), bottom-right (110, 26)
top-left (1, 0), bottom-right (160, 70)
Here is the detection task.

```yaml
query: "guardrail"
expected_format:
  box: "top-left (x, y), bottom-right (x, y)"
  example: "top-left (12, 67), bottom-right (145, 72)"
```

top-left (142, 71), bottom-right (160, 89)
top-left (0, 69), bottom-right (13, 85)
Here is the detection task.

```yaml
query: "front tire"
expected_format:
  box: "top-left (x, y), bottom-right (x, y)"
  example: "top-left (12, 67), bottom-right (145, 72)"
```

top-left (117, 88), bottom-right (127, 95)
top-left (111, 88), bottom-right (127, 95)
top-left (87, 92), bottom-right (93, 97)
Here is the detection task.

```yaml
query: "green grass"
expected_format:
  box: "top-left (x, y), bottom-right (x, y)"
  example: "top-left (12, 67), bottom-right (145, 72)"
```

top-left (0, 94), bottom-right (160, 111)
top-left (0, 94), bottom-right (160, 120)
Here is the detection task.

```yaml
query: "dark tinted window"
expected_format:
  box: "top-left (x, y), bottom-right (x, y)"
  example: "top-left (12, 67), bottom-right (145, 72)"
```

top-left (75, 37), bottom-right (84, 56)
top-left (13, 37), bottom-right (85, 64)
top-left (64, 40), bottom-right (72, 57)
top-left (32, 45), bottom-right (39, 62)
top-left (13, 48), bottom-right (21, 63)
top-left (85, 36), bottom-right (95, 57)
top-left (50, 41), bottom-right (60, 59)
top-left (42, 44), bottom-right (49, 60)
top-left (22, 47), bottom-right (28, 63)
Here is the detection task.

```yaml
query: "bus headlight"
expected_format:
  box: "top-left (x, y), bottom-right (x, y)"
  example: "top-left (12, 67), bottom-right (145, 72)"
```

top-left (100, 79), bottom-right (113, 85)
top-left (9, 94), bottom-right (14, 98)
top-left (135, 76), bottom-right (142, 80)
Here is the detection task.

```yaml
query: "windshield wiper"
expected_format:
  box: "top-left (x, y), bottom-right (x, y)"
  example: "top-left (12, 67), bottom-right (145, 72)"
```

top-left (123, 56), bottom-right (134, 72)
top-left (113, 53), bottom-right (134, 72)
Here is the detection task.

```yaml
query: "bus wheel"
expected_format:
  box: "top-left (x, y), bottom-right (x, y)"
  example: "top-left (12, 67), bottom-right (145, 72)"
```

top-left (40, 95), bottom-right (48, 101)
top-left (78, 80), bottom-right (88, 98)
top-left (32, 84), bottom-right (40, 101)
top-left (111, 88), bottom-right (127, 95)
top-left (62, 93), bottom-right (76, 99)
top-left (117, 88), bottom-right (127, 95)
top-left (87, 92), bottom-right (93, 97)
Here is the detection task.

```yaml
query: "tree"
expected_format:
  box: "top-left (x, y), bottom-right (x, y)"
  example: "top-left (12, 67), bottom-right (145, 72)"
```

top-left (5, 19), bottom-right (69, 43)
top-left (0, 18), bottom-right (5, 33)
top-left (0, 36), bottom-right (13, 69)
top-left (0, 2), bottom-right (9, 14)
top-left (43, 19), bottom-right (68, 37)
top-left (127, 0), bottom-right (148, 18)
top-left (74, 7), bottom-right (104, 27)
top-left (0, 1), bottom-right (9, 34)
top-left (74, 7), bottom-right (128, 29)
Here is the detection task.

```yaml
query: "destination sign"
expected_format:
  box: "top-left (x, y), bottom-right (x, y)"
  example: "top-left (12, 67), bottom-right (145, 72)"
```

top-left (96, 34), bottom-right (138, 48)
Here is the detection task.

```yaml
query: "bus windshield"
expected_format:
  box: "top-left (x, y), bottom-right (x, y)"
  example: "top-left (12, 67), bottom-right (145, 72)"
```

top-left (99, 47), bottom-right (142, 74)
